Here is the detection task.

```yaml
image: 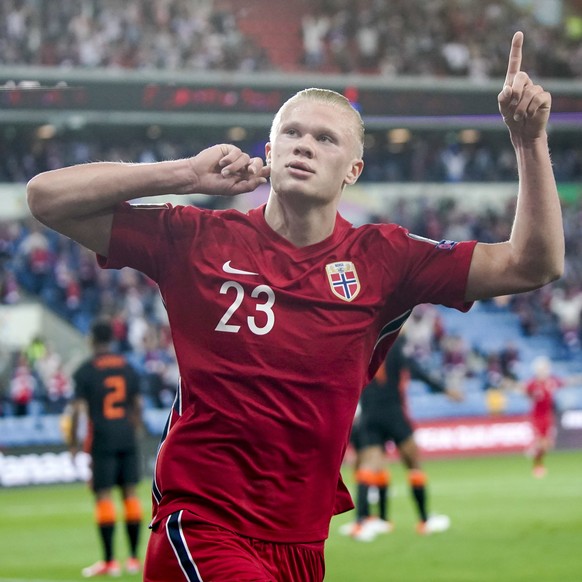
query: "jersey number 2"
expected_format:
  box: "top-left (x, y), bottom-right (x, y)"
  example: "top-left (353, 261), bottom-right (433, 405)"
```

top-left (103, 375), bottom-right (127, 419)
top-left (215, 281), bottom-right (275, 335)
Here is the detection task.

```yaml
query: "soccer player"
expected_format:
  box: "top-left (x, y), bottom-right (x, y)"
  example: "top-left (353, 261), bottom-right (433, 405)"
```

top-left (340, 329), bottom-right (463, 541)
top-left (27, 32), bottom-right (563, 582)
top-left (523, 355), bottom-right (581, 478)
top-left (69, 320), bottom-right (144, 577)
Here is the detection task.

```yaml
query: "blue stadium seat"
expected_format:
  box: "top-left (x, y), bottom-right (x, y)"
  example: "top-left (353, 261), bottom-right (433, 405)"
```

top-left (0, 415), bottom-right (64, 447)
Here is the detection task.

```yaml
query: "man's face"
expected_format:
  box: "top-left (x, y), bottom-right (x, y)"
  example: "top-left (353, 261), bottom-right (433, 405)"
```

top-left (266, 100), bottom-right (363, 205)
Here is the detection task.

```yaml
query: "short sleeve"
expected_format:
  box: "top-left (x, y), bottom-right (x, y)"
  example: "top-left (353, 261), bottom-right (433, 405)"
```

top-left (384, 226), bottom-right (477, 312)
top-left (97, 202), bottom-right (202, 282)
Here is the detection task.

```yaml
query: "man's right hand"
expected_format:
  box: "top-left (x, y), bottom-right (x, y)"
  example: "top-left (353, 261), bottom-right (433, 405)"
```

top-left (497, 31), bottom-right (551, 143)
top-left (189, 144), bottom-right (270, 196)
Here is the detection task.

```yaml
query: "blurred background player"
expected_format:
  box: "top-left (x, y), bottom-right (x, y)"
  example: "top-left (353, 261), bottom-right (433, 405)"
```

top-left (69, 319), bottom-right (144, 577)
top-left (520, 356), bottom-right (582, 478)
top-left (341, 324), bottom-right (463, 541)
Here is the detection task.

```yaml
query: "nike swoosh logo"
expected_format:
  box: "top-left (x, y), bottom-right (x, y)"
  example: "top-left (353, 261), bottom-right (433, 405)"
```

top-left (222, 261), bottom-right (259, 276)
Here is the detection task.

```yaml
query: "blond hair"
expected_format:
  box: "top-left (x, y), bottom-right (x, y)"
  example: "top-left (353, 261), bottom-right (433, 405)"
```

top-left (269, 88), bottom-right (364, 158)
top-left (532, 355), bottom-right (552, 377)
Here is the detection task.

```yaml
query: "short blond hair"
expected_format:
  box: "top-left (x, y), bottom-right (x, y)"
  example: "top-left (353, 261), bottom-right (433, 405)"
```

top-left (532, 355), bottom-right (552, 377)
top-left (270, 88), bottom-right (364, 158)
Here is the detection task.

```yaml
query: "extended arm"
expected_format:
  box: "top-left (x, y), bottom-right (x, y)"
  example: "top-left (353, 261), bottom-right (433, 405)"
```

top-left (68, 397), bottom-right (88, 455)
top-left (26, 145), bottom-right (269, 256)
top-left (406, 356), bottom-right (445, 393)
top-left (465, 32), bottom-right (564, 301)
top-left (405, 356), bottom-right (463, 401)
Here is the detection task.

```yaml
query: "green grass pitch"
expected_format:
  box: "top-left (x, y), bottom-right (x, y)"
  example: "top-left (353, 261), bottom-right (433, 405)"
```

top-left (1, 450), bottom-right (581, 581)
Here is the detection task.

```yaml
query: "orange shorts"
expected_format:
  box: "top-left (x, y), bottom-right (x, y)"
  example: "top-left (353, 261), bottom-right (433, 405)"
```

top-left (144, 510), bottom-right (325, 582)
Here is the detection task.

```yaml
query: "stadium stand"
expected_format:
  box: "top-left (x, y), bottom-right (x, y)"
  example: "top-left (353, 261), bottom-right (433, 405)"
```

top-left (0, 129), bottom-right (581, 185)
top-left (0, 0), bottom-right (271, 71)
top-left (2, 0), bottom-right (581, 78)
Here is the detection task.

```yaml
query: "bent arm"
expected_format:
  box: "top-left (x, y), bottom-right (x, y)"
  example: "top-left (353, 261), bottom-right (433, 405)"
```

top-left (26, 159), bottom-right (195, 256)
top-left (406, 355), bottom-right (445, 393)
top-left (465, 32), bottom-right (564, 302)
top-left (465, 134), bottom-right (564, 301)
top-left (69, 397), bottom-right (88, 453)
top-left (26, 145), bottom-right (269, 257)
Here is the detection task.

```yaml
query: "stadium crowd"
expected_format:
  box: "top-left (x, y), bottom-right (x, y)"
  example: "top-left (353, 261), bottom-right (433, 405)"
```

top-left (301, 0), bottom-right (582, 77)
top-left (0, 0), bottom-right (269, 72)
top-left (0, 130), bottom-right (581, 186)
top-left (1, 0), bottom-right (581, 78)
top-left (2, 1), bottom-right (581, 186)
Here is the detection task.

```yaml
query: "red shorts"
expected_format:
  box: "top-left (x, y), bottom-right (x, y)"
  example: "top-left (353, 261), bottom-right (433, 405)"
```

top-left (144, 510), bottom-right (325, 582)
top-left (532, 415), bottom-right (554, 439)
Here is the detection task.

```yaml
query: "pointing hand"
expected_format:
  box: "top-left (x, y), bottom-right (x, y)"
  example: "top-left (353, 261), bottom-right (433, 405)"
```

top-left (498, 32), bottom-right (551, 141)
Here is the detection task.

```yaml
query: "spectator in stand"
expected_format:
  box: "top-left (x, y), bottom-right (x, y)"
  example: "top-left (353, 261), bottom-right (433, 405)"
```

top-left (1, 0), bottom-right (580, 77)
top-left (441, 333), bottom-right (470, 384)
top-left (301, 10), bottom-right (329, 69)
top-left (2, 126), bottom-right (582, 185)
top-left (0, 221), bottom-right (20, 305)
top-left (483, 351), bottom-right (506, 391)
top-left (9, 353), bottom-right (37, 416)
top-left (549, 284), bottom-right (582, 356)
top-left (32, 343), bottom-right (73, 414)
top-left (298, 0), bottom-right (580, 77)
top-left (0, 0), bottom-right (270, 72)
top-left (0, 268), bottom-right (20, 304)
top-left (44, 361), bottom-right (73, 414)
top-left (0, 346), bottom-right (12, 415)
top-left (25, 334), bottom-right (47, 371)
top-left (401, 304), bottom-right (443, 363)
top-left (499, 341), bottom-right (520, 382)
top-left (16, 221), bottom-right (54, 295)
top-left (482, 341), bottom-right (521, 392)
top-left (110, 309), bottom-right (132, 353)
top-left (141, 326), bottom-right (178, 409)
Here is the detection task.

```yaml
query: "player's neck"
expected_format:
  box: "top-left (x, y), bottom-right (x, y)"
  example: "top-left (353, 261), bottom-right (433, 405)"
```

top-left (264, 196), bottom-right (337, 248)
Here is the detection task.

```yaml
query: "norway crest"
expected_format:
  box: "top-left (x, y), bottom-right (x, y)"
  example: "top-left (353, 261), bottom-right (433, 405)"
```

top-left (326, 261), bottom-right (361, 302)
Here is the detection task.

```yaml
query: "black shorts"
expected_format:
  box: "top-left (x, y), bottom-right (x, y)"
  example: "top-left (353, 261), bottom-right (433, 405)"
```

top-left (91, 448), bottom-right (141, 492)
top-left (354, 405), bottom-right (414, 450)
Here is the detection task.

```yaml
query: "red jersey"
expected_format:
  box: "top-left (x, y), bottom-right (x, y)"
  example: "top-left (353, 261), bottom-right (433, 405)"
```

top-left (98, 203), bottom-right (476, 543)
top-left (526, 376), bottom-right (564, 420)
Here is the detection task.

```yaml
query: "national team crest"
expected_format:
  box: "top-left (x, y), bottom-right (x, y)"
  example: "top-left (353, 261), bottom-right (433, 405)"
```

top-left (326, 261), bottom-right (361, 302)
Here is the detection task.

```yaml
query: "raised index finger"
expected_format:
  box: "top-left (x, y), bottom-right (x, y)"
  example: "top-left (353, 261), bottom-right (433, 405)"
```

top-left (504, 31), bottom-right (524, 86)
